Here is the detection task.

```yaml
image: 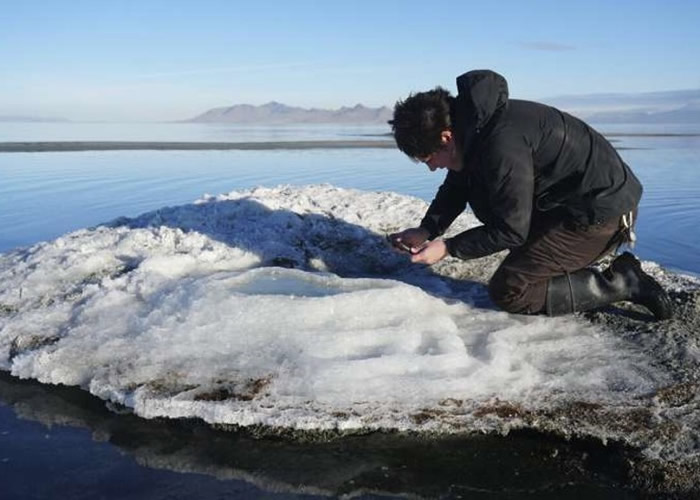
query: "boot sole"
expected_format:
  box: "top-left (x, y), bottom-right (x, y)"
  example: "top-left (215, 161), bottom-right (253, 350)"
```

top-left (612, 252), bottom-right (674, 320)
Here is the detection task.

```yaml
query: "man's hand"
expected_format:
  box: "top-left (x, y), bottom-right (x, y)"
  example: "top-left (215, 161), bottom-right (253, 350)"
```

top-left (388, 227), bottom-right (430, 253)
top-left (410, 239), bottom-right (448, 265)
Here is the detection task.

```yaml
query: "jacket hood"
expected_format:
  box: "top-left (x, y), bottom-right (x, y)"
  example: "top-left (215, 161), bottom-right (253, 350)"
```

top-left (453, 70), bottom-right (509, 154)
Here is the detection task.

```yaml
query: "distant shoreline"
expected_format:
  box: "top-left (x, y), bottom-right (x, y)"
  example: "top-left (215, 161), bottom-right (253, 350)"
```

top-left (0, 140), bottom-right (396, 153)
top-left (0, 133), bottom-right (693, 153)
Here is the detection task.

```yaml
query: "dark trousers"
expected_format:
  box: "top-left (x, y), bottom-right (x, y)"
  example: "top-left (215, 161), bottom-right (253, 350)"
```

top-left (488, 210), bottom-right (628, 314)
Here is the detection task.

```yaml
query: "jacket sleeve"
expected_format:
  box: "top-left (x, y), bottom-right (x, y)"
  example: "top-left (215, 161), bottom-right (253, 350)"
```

top-left (419, 170), bottom-right (469, 240)
top-left (445, 140), bottom-right (534, 259)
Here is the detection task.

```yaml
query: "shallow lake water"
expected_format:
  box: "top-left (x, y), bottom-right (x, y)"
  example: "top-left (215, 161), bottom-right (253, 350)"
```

top-left (0, 122), bottom-right (698, 498)
top-left (1, 123), bottom-right (699, 274)
top-left (0, 121), bottom-right (390, 143)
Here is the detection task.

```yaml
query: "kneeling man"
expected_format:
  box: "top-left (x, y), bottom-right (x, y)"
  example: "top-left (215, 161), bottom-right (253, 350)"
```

top-left (389, 69), bottom-right (672, 320)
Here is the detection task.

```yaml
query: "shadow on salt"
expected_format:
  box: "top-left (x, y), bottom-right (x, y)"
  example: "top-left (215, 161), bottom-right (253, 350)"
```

top-left (106, 192), bottom-right (490, 304)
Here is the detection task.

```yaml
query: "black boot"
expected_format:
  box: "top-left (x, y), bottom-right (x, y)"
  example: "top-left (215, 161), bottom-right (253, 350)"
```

top-left (546, 252), bottom-right (674, 320)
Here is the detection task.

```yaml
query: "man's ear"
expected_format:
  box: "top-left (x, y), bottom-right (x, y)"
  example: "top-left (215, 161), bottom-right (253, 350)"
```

top-left (440, 129), bottom-right (453, 145)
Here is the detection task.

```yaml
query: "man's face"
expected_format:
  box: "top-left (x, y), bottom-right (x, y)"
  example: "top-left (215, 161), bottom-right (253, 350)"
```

top-left (417, 130), bottom-right (463, 172)
top-left (420, 147), bottom-right (455, 172)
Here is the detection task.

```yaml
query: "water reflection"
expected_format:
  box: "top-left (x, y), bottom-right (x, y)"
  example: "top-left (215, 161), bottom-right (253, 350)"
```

top-left (0, 372), bottom-right (639, 499)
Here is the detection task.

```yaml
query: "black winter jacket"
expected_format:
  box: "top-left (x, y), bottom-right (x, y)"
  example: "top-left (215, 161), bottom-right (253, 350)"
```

top-left (420, 70), bottom-right (642, 260)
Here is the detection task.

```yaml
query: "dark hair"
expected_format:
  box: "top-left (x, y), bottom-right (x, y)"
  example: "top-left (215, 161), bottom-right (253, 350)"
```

top-left (389, 87), bottom-right (453, 159)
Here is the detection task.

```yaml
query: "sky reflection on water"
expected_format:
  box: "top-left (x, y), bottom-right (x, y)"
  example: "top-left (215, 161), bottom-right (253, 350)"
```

top-left (1, 124), bottom-right (698, 274)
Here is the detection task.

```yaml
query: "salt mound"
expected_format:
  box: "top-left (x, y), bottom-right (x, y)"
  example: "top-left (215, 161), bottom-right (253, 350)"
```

top-left (1, 185), bottom-right (700, 483)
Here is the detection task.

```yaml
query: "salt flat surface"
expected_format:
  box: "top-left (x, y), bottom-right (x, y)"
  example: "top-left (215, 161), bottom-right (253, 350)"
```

top-left (1, 185), bottom-right (698, 465)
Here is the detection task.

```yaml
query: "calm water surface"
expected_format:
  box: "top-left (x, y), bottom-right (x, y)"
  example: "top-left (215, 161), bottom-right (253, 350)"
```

top-left (1, 122), bottom-right (699, 274)
top-left (0, 121), bottom-right (390, 142)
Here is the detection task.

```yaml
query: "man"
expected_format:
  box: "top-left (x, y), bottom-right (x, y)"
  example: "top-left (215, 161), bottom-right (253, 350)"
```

top-left (388, 69), bottom-right (673, 320)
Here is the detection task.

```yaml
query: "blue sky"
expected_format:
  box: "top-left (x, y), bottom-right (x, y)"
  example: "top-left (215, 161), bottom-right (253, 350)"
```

top-left (2, 0), bottom-right (699, 121)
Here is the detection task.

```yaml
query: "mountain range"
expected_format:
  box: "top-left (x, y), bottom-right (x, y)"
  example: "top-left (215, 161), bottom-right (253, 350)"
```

top-left (4, 88), bottom-right (699, 125)
top-left (186, 101), bottom-right (393, 124)
top-left (581, 103), bottom-right (700, 124)
top-left (188, 89), bottom-right (700, 125)
top-left (542, 89), bottom-right (700, 123)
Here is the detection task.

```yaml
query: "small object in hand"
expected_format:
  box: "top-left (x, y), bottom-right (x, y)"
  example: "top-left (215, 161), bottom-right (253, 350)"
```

top-left (386, 234), bottom-right (415, 254)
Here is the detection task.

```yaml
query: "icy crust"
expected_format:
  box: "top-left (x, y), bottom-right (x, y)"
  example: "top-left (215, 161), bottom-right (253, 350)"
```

top-left (1, 185), bottom-right (700, 471)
